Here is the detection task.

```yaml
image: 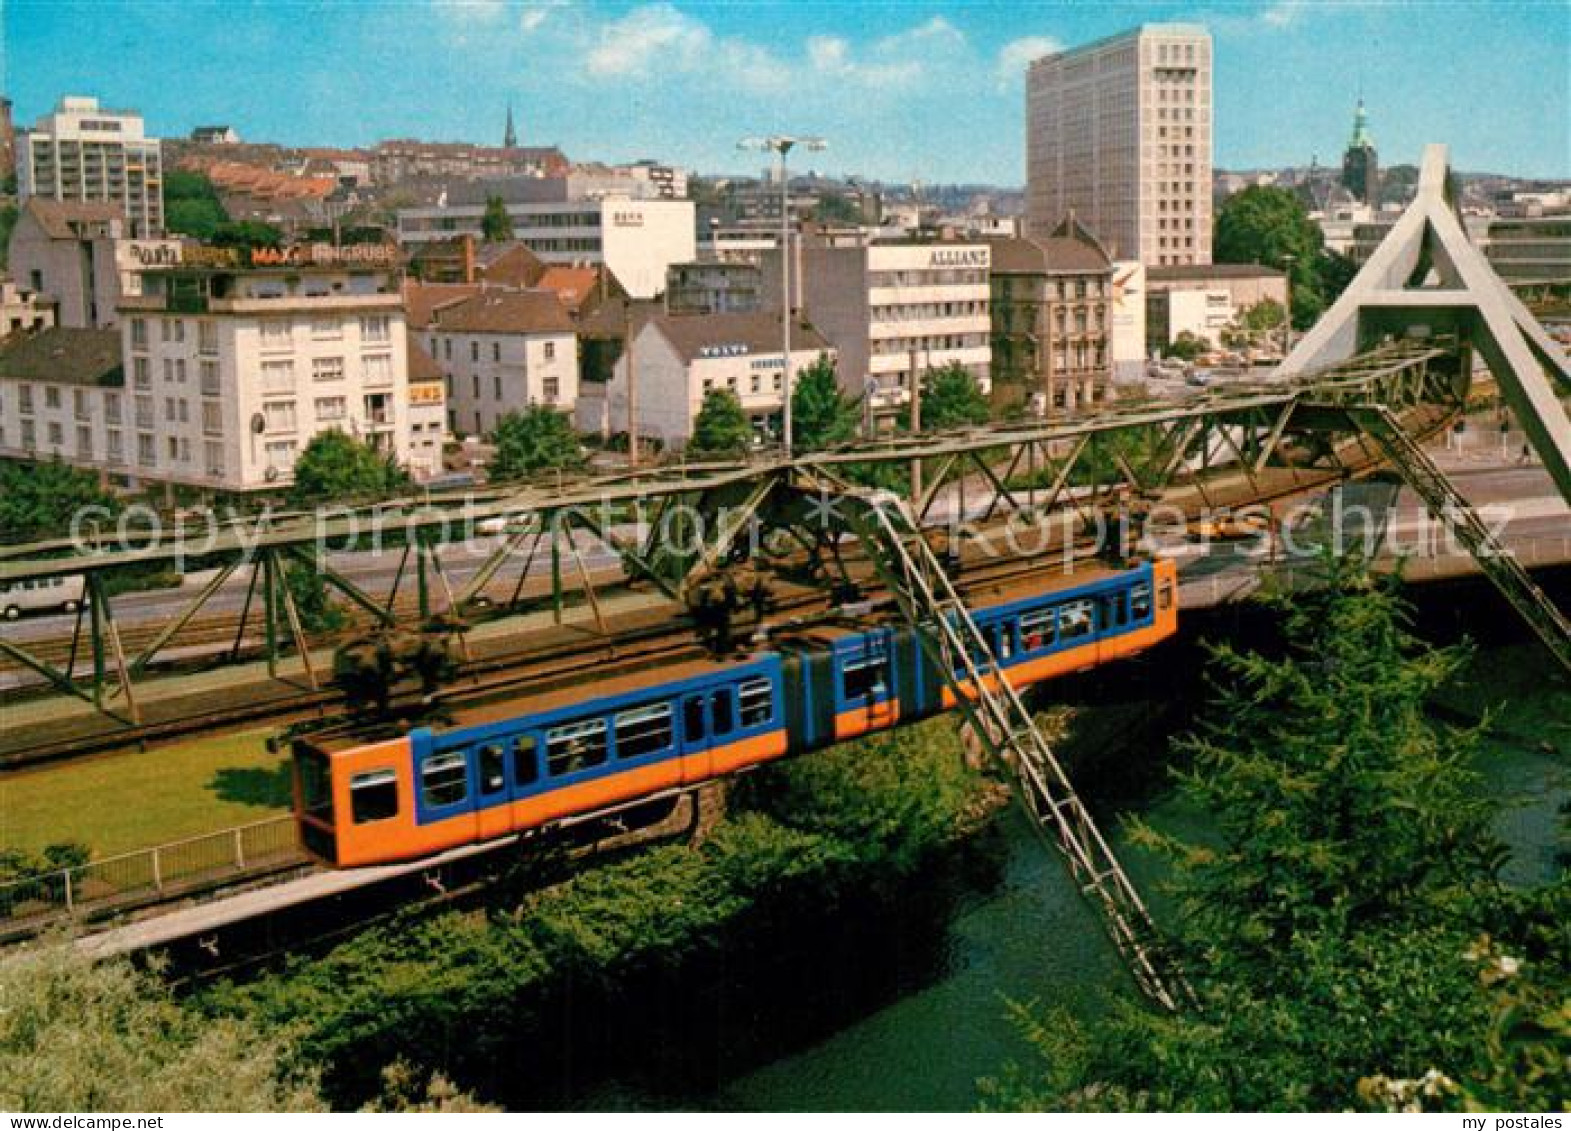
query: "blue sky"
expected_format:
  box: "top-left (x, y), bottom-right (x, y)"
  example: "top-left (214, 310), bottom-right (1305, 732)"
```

top-left (4, 1), bottom-right (1567, 184)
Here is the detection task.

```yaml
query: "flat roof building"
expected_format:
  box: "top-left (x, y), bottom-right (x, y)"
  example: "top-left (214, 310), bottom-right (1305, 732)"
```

top-left (18, 96), bottom-right (164, 237)
top-left (1026, 24), bottom-right (1213, 266)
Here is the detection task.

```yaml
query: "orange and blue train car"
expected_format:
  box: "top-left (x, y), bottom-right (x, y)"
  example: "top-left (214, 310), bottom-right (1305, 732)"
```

top-left (294, 558), bottom-right (1178, 868)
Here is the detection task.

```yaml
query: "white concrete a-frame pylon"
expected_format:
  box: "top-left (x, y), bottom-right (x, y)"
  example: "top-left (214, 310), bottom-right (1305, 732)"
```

top-left (1280, 144), bottom-right (1571, 502)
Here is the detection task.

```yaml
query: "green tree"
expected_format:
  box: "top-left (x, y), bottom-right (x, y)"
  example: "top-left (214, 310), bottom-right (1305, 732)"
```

top-left (1160, 331), bottom-right (1207, 361)
top-left (1214, 186), bottom-right (1328, 330)
top-left (480, 195), bottom-right (513, 243)
top-left (0, 458), bottom-right (119, 542)
top-left (920, 361), bottom-right (991, 430)
top-left (1239, 297), bottom-right (1286, 337)
top-left (213, 220), bottom-right (285, 251)
top-left (689, 388), bottom-right (753, 455)
top-left (791, 352), bottom-right (858, 450)
top-left (0, 941), bottom-right (323, 1111)
top-left (982, 557), bottom-right (1568, 1112)
top-left (488, 406), bottom-right (582, 480)
top-left (288, 431), bottom-right (409, 507)
top-left (163, 170), bottom-right (228, 240)
top-left (812, 193), bottom-right (863, 226)
top-left (0, 203), bottom-right (18, 269)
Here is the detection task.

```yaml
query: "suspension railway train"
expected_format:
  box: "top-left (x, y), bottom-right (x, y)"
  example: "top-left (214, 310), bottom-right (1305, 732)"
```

top-left (293, 558), bottom-right (1178, 868)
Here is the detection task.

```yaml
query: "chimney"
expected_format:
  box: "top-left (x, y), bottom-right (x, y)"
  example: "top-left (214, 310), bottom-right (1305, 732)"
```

top-left (462, 233), bottom-right (476, 284)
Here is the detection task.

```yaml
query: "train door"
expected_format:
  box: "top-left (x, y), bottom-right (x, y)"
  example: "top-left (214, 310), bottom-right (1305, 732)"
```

top-left (473, 737), bottom-right (514, 841)
top-left (679, 690), bottom-right (713, 784)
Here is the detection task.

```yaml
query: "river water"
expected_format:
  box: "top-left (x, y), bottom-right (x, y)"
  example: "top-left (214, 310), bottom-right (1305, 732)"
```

top-left (569, 623), bottom-right (1568, 1112)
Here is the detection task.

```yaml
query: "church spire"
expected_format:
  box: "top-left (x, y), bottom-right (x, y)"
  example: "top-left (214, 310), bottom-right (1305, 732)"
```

top-left (503, 104), bottom-right (517, 149)
top-left (1349, 98), bottom-right (1373, 150)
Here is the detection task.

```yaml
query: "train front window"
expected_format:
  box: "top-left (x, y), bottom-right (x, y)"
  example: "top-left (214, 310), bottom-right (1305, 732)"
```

top-left (478, 744), bottom-right (507, 794)
top-left (294, 745), bottom-right (334, 824)
top-left (350, 769), bottom-right (399, 824)
top-left (1158, 581), bottom-right (1174, 611)
top-left (1131, 582), bottom-right (1153, 621)
top-left (421, 752), bottom-right (469, 808)
top-left (546, 719), bottom-right (608, 776)
top-left (739, 677), bottom-right (773, 727)
top-left (684, 695), bottom-right (707, 743)
top-left (616, 703), bottom-right (674, 759)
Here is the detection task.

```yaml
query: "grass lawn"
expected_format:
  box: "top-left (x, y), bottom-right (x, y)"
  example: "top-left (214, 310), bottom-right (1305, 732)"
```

top-left (0, 727), bottom-right (291, 859)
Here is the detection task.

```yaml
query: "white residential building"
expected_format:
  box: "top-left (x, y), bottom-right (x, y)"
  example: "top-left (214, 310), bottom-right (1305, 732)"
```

top-left (0, 328), bottom-right (127, 479)
top-left (580, 309), bottom-right (834, 451)
top-left (396, 197), bottom-right (695, 298)
top-left (1026, 24), bottom-right (1213, 266)
top-left (773, 235), bottom-right (991, 423)
top-left (18, 95), bottom-right (164, 237)
top-left (426, 290), bottom-right (578, 438)
top-left (105, 253), bottom-right (412, 492)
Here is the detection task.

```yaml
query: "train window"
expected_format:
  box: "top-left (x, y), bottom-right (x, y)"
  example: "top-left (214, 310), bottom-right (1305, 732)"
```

top-left (1103, 594), bottom-right (1129, 630)
top-left (421, 752), bottom-right (469, 808)
top-left (738, 677), bottom-right (773, 727)
top-left (1059, 600), bottom-right (1094, 641)
top-left (546, 719), bottom-right (608, 776)
top-left (616, 703), bottom-right (674, 759)
top-left (711, 687), bottom-right (736, 738)
top-left (1020, 609), bottom-right (1054, 651)
top-left (996, 623), bottom-right (1015, 660)
top-left (683, 695), bottom-right (707, 743)
top-left (350, 768), bottom-right (399, 824)
top-left (1131, 582), bottom-right (1153, 621)
top-left (478, 743), bottom-right (507, 794)
top-left (512, 735), bottom-right (540, 786)
top-left (295, 747), bottom-right (334, 823)
top-left (1158, 581), bottom-right (1174, 611)
top-left (842, 656), bottom-right (888, 700)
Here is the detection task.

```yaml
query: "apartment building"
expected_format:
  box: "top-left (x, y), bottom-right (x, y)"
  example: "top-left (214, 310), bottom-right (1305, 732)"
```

top-left (396, 197), bottom-right (695, 298)
top-left (1026, 25), bottom-right (1213, 266)
top-left (0, 328), bottom-right (126, 478)
top-left (7, 197), bottom-right (181, 328)
top-left (581, 309), bottom-right (832, 450)
top-left (18, 95), bottom-right (164, 237)
top-left (426, 290), bottom-right (578, 437)
top-left (773, 234), bottom-right (991, 424)
top-left (107, 252), bottom-right (412, 492)
top-left (988, 218), bottom-right (1116, 412)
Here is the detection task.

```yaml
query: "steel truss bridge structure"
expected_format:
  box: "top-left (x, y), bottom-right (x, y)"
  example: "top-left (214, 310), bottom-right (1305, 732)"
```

top-left (4, 144), bottom-right (1570, 1005)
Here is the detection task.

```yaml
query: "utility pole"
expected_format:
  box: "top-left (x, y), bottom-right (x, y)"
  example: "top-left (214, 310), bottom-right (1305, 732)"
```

top-left (909, 347), bottom-right (923, 503)
top-left (624, 300), bottom-right (639, 468)
top-left (739, 134), bottom-right (827, 456)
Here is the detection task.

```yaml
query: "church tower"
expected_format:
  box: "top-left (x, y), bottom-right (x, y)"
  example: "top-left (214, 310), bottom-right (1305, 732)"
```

top-left (503, 104), bottom-right (517, 149)
top-left (1340, 99), bottom-right (1379, 206)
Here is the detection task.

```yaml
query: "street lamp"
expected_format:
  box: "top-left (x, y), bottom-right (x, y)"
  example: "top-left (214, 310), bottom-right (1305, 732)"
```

top-left (739, 134), bottom-right (827, 455)
top-left (1280, 252), bottom-right (1297, 360)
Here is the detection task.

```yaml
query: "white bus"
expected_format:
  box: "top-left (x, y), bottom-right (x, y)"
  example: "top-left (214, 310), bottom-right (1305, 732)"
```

top-left (0, 573), bottom-right (87, 619)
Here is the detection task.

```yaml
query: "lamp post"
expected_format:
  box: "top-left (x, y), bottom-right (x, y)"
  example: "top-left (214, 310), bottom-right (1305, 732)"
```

top-left (739, 134), bottom-right (827, 455)
top-left (1280, 252), bottom-right (1297, 360)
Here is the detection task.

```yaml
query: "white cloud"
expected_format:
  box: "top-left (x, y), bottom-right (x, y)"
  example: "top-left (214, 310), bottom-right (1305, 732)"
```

top-left (995, 35), bottom-right (1061, 86)
top-left (1262, 1), bottom-right (1304, 27)
top-left (804, 15), bottom-right (968, 90)
top-left (437, 0), bottom-right (506, 22)
top-left (586, 3), bottom-right (712, 75)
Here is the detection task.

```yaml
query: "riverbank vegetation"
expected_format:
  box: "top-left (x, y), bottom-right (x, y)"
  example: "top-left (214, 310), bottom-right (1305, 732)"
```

top-left (982, 556), bottom-right (1569, 1112)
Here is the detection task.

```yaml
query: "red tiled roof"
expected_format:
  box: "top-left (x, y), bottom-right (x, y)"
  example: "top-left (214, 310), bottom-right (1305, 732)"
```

top-left (402, 280), bottom-right (482, 328)
top-left (433, 289), bottom-right (575, 335)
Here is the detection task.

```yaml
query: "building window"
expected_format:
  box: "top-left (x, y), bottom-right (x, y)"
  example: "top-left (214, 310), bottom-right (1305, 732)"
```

top-left (17, 385), bottom-right (32, 414)
top-left (443, 339), bottom-right (452, 361)
top-left (493, 374), bottom-right (502, 400)
top-left (130, 318), bottom-right (148, 349)
top-left (46, 421), bottom-right (63, 447)
top-left (200, 360), bottom-right (221, 395)
top-left (261, 320), bottom-right (292, 350)
top-left (472, 374), bottom-right (480, 399)
top-left (361, 353), bottom-right (392, 386)
top-left (264, 401), bottom-right (298, 432)
top-left (359, 315), bottom-right (390, 343)
top-left (205, 440), bottom-right (225, 478)
top-left (104, 393), bottom-right (121, 423)
top-left (73, 389), bottom-right (88, 419)
top-left (175, 358), bottom-right (187, 384)
top-left (544, 341), bottom-right (556, 360)
top-left (203, 400), bottom-right (223, 435)
top-left (107, 429), bottom-right (123, 462)
top-left (20, 419), bottom-right (35, 449)
top-left (137, 432), bottom-right (156, 467)
top-left (44, 386), bottom-right (60, 410)
top-left (198, 320), bottom-right (218, 355)
top-left (314, 396), bottom-right (346, 421)
top-left (262, 359), bottom-right (295, 392)
top-left (543, 374), bottom-right (559, 402)
top-left (264, 439), bottom-right (298, 468)
top-left (470, 341), bottom-right (479, 362)
top-left (491, 342), bottom-right (501, 362)
top-left (311, 318), bottom-right (342, 340)
top-left (133, 358), bottom-right (150, 389)
top-left (135, 395), bottom-right (154, 429)
top-left (312, 357), bottom-right (345, 382)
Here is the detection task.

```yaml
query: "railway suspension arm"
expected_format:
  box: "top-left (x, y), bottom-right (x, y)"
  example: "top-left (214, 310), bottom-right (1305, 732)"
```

top-left (842, 492), bottom-right (1191, 1011)
top-left (1353, 405), bottom-right (1571, 674)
